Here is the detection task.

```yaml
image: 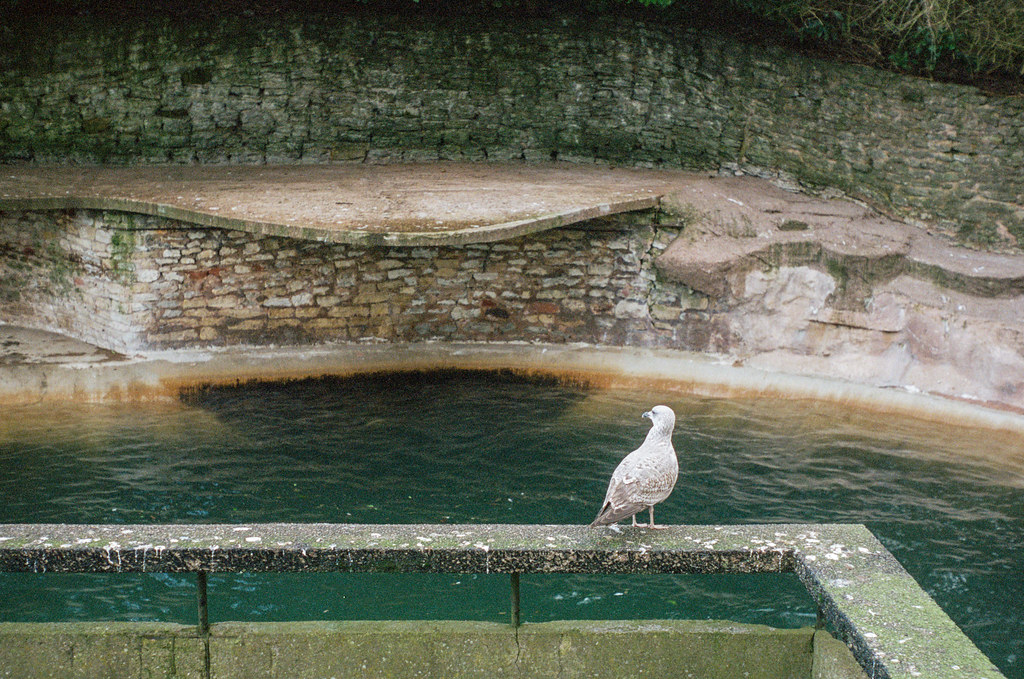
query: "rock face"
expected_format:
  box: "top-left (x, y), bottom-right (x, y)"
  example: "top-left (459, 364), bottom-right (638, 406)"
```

top-left (654, 178), bottom-right (1024, 410)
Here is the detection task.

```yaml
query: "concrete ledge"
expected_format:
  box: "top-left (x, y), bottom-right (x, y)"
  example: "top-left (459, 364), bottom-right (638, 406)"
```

top-left (0, 620), bottom-right (860, 679)
top-left (0, 163), bottom-right (678, 246)
top-left (0, 523), bottom-right (1005, 679)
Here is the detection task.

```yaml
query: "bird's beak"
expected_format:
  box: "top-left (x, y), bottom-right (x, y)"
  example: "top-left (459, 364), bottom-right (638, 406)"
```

top-left (642, 410), bottom-right (653, 420)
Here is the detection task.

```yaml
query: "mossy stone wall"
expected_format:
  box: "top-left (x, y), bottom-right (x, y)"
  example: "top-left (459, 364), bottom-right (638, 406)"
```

top-left (0, 14), bottom-right (1021, 246)
top-left (0, 620), bottom-right (866, 679)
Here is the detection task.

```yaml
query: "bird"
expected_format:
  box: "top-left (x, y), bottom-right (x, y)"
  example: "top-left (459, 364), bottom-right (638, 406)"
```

top-left (590, 405), bottom-right (678, 529)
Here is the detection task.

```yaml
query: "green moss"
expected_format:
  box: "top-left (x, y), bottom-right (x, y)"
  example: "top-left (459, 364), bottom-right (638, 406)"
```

top-left (45, 239), bottom-right (80, 297)
top-left (956, 218), bottom-right (1004, 248)
top-left (18, 226), bottom-right (83, 300)
top-left (81, 117), bottom-right (111, 134)
top-left (0, 272), bottom-right (25, 302)
top-left (181, 66), bottom-right (213, 86)
top-left (110, 228), bottom-right (136, 284)
top-left (778, 219), bottom-right (809, 231)
top-left (155, 107), bottom-right (190, 119)
top-left (825, 257), bottom-right (849, 292)
top-left (0, 619), bottom-right (818, 679)
top-left (661, 201), bottom-right (709, 230)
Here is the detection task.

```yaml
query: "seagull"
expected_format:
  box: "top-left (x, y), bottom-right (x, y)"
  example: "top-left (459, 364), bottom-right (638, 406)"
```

top-left (590, 405), bottom-right (678, 529)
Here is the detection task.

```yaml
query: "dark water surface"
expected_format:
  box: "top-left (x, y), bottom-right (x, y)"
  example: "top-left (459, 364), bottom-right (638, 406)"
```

top-left (1, 371), bottom-right (1022, 677)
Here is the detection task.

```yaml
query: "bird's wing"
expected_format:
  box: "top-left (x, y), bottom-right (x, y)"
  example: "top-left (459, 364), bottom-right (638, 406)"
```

top-left (617, 447), bottom-right (669, 486)
top-left (606, 444), bottom-right (677, 501)
top-left (594, 451), bottom-right (653, 506)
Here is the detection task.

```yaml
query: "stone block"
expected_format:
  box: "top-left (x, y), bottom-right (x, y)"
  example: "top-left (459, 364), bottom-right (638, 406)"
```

top-left (650, 304), bottom-right (682, 322)
top-left (269, 308), bottom-right (296, 319)
top-left (527, 301), bottom-right (560, 315)
top-left (308, 317), bottom-right (347, 329)
top-left (812, 631), bottom-right (868, 679)
top-left (207, 295), bottom-right (241, 309)
top-left (228, 319), bottom-right (266, 331)
top-left (327, 306), bottom-right (367, 318)
top-left (353, 290), bottom-right (389, 305)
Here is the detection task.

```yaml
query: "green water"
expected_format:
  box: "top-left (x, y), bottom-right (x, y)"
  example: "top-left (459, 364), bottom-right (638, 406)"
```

top-left (1, 371), bottom-right (1022, 677)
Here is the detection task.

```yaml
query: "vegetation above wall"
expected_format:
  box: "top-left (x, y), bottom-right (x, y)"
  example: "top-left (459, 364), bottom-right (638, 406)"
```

top-left (2, 0), bottom-right (1022, 90)
top-left (722, 0), bottom-right (1024, 82)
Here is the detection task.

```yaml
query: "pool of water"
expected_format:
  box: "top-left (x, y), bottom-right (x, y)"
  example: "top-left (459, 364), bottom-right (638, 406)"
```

top-left (1, 370), bottom-right (1022, 677)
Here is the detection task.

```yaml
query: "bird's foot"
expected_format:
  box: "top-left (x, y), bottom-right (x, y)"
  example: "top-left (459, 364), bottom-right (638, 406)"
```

top-left (645, 524), bottom-right (668, 530)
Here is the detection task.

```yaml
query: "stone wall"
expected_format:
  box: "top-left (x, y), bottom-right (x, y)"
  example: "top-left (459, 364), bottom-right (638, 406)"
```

top-left (1, 13), bottom-right (1022, 246)
top-left (0, 210), bottom-right (139, 350)
top-left (0, 209), bottom-right (691, 353)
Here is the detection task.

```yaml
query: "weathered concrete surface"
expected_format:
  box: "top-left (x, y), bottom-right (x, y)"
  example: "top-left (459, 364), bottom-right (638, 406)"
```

top-left (0, 622), bottom-right (206, 679)
top-left (0, 523), bottom-right (1004, 679)
top-left (0, 163), bottom-right (681, 246)
top-left (0, 325), bottom-right (121, 367)
top-left (211, 620), bottom-right (818, 679)
top-left (515, 620), bottom-right (821, 679)
top-left (814, 630), bottom-right (870, 679)
top-left (0, 620), bottom-right (857, 679)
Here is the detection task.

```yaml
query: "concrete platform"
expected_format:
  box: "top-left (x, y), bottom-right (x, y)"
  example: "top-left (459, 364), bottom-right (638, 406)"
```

top-left (0, 162), bottom-right (698, 245)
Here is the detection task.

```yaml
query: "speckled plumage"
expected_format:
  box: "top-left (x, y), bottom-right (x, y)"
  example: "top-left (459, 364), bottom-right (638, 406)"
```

top-left (590, 405), bottom-right (678, 529)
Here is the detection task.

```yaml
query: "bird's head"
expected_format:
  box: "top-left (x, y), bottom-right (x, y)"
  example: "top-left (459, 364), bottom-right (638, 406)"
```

top-left (642, 405), bottom-right (676, 434)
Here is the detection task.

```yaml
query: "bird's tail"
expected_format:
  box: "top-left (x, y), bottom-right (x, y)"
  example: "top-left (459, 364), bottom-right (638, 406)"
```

top-left (589, 502), bottom-right (642, 527)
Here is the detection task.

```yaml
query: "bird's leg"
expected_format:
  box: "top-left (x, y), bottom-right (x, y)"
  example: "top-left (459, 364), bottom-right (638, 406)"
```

top-left (646, 506), bottom-right (667, 530)
top-left (631, 514), bottom-right (640, 527)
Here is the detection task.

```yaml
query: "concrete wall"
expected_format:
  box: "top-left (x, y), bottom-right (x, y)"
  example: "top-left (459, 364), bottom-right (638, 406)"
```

top-left (0, 620), bottom-right (866, 679)
top-left (1, 13), bottom-right (1021, 245)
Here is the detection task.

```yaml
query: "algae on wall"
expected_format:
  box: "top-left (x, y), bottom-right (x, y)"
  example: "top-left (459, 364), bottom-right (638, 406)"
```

top-left (0, 620), bottom-right (867, 679)
top-left (0, 212), bottom-right (82, 306)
